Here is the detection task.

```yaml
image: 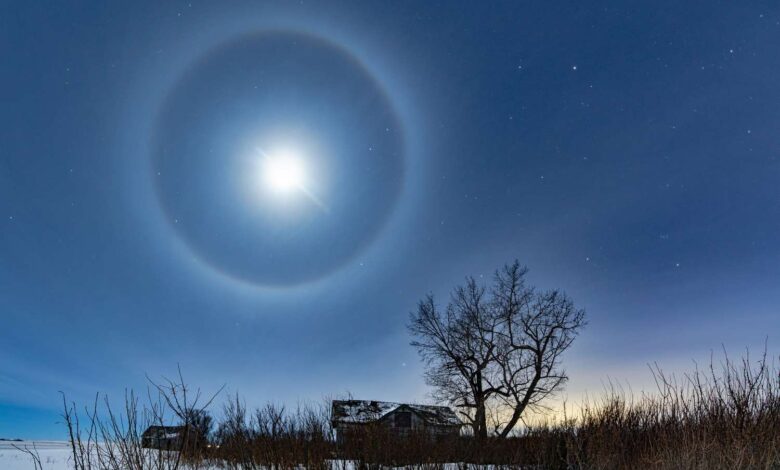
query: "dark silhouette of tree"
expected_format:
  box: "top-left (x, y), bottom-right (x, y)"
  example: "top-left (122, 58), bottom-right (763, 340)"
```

top-left (183, 408), bottom-right (213, 444)
top-left (408, 261), bottom-right (585, 438)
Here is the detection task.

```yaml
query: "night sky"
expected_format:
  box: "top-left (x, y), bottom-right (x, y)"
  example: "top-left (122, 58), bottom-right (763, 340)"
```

top-left (2, 1), bottom-right (780, 439)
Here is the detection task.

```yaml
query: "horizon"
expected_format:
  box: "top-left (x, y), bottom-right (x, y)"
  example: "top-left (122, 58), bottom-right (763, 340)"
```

top-left (2, 1), bottom-right (780, 441)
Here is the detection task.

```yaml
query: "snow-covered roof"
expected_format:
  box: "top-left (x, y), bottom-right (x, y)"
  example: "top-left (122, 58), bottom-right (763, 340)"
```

top-left (331, 400), bottom-right (461, 427)
top-left (141, 425), bottom-right (188, 438)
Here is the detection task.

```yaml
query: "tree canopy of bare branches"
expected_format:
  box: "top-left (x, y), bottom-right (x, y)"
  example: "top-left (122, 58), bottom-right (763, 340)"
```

top-left (408, 260), bottom-right (586, 438)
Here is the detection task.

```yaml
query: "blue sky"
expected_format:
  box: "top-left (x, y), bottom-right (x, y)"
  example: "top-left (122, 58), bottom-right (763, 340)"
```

top-left (2, 1), bottom-right (780, 439)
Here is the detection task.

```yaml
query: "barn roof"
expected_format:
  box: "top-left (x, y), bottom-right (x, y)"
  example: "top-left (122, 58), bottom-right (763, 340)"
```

top-left (331, 400), bottom-right (461, 427)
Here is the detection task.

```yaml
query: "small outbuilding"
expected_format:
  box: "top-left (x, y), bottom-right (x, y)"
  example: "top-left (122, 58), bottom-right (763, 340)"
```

top-left (331, 400), bottom-right (461, 443)
top-left (141, 425), bottom-right (199, 450)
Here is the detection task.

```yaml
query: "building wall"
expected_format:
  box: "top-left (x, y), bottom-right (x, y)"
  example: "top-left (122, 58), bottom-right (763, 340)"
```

top-left (334, 416), bottom-right (460, 445)
top-left (142, 435), bottom-right (184, 450)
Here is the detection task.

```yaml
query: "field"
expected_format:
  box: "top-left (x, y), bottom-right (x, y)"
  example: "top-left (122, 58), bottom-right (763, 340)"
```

top-left (0, 442), bottom-right (493, 470)
top-left (0, 441), bottom-right (72, 470)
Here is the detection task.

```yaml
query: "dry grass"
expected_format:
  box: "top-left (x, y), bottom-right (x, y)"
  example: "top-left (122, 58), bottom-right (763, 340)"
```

top-left (557, 348), bottom-right (780, 469)
top-left (60, 349), bottom-right (780, 469)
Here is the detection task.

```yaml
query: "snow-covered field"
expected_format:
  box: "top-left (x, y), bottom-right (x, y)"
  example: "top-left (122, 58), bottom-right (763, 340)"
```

top-left (0, 441), bottom-right (72, 470)
top-left (0, 441), bottom-right (501, 469)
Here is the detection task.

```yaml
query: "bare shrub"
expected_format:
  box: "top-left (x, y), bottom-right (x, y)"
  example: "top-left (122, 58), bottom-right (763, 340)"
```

top-left (11, 442), bottom-right (44, 470)
top-left (58, 348), bottom-right (780, 469)
top-left (560, 347), bottom-right (780, 469)
top-left (213, 396), bottom-right (333, 469)
top-left (61, 368), bottom-right (220, 470)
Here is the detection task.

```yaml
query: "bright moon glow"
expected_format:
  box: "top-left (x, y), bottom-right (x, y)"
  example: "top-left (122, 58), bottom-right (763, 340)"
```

top-left (253, 145), bottom-right (328, 212)
top-left (261, 150), bottom-right (306, 194)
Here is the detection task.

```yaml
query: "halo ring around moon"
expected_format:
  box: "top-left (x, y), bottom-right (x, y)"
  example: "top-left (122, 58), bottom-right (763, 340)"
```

top-left (150, 31), bottom-right (406, 288)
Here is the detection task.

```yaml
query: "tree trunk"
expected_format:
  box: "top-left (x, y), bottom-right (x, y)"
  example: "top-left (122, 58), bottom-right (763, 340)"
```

top-left (474, 399), bottom-right (488, 439)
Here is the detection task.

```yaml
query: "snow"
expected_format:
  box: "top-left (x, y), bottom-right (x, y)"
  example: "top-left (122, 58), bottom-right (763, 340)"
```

top-left (0, 441), bottom-right (501, 469)
top-left (333, 400), bottom-right (400, 423)
top-left (0, 441), bottom-right (72, 470)
top-left (332, 400), bottom-right (462, 426)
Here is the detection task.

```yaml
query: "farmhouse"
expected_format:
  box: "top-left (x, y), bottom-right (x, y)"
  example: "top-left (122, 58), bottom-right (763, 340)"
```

top-left (331, 400), bottom-right (461, 443)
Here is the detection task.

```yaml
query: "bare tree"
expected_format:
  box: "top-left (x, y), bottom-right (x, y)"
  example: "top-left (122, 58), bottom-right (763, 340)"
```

top-left (408, 260), bottom-right (586, 438)
top-left (183, 408), bottom-right (214, 446)
top-left (490, 262), bottom-right (586, 437)
top-left (408, 277), bottom-right (500, 438)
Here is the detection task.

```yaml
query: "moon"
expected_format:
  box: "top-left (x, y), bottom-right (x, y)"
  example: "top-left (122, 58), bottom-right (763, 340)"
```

top-left (259, 148), bottom-right (307, 196)
top-left (150, 31), bottom-right (406, 287)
